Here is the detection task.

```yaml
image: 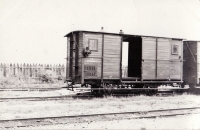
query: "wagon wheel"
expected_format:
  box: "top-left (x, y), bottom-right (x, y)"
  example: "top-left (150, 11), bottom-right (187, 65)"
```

top-left (150, 85), bottom-right (158, 95)
top-left (144, 85), bottom-right (157, 96)
top-left (65, 78), bottom-right (75, 91)
top-left (121, 82), bottom-right (126, 88)
top-left (144, 86), bottom-right (150, 96)
top-left (105, 84), bottom-right (114, 96)
top-left (91, 84), bottom-right (98, 95)
top-left (91, 84), bottom-right (104, 97)
top-left (172, 90), bottom-right (176, 96)
top-left (143, 85), bottom-right (148, 94)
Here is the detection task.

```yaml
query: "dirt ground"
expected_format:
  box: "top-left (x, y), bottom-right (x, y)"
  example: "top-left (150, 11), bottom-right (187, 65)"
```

top-left (13, 113), bottom-right (200, 129)
top-left (0, 89), bottom-right (78, 98)
top-left (1, 94), bottom-right (200, 121)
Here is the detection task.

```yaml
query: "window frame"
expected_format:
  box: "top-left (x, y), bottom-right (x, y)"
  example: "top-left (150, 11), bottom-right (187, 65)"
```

top-left (88, 39), bottom-right (98, 52)
top-left (171, 44), bottom-right (179, 55)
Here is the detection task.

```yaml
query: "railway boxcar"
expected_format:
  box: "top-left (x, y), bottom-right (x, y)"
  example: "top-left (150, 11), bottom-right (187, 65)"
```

top-left (64, 30), bottom-right (184, 89)
top-left (183, 41), bottom-right (200, 88)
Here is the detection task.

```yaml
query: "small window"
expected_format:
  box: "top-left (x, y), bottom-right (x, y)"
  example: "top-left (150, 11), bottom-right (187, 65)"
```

top-left (172, 44), bottom-right (179, 55)
top-left (88, 39), bottom-right (98, 51)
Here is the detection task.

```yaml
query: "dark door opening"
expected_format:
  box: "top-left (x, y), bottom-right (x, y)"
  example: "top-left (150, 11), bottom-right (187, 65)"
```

top-left (123, 37), bottom-right (142, 78)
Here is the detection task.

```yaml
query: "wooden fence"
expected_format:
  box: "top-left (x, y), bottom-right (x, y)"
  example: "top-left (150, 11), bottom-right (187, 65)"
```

top-left (0, 63), bottom-right (128, 78)
top-left (0, 63), bottom-right (66, 78)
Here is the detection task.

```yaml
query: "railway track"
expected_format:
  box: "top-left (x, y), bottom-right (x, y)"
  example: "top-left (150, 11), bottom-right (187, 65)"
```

top-left (0, 88), bottom-right (190, 101)
top-left (0, 86), bottom-right (191, 101)
top-left (0, 93), bottom-right (93, 101)
top-left (0, 92), bottom-right (185, 101)
top-left (0, 87), bottom-right (63, 91)
top-left (1, 107), bottom-right (200, 128)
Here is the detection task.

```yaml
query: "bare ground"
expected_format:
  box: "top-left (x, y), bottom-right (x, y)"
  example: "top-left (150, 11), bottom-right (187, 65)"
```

top-left (0, 94), bottom-right (200, 121)
top-left (13, 113), bottom-right (200, 129)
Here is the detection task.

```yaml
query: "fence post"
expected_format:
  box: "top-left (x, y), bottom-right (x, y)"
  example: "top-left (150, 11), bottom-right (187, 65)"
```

top-left (41, 64), bottom-right (44, 76)
top-left (56, 64), bottom-right (58, 75)
top-left (49, 64), bottom-right (52, 73)
top-left (62, 64), bottom-right (65, 77)
top-left (23, 63), bottom-right (25, 77)
top-left (0, 63), bottom-right (2, 78)
top-left (0, 63), bottom-right (3, 78)
top-left (26, 63), bottom-right (29, 77)
top-left (58, 64), bottom-right (61, 75)
top-left (53, 64), bottom-right (55, 76)
top-left (19, 64), bottom-right (22, 77)
top-left (15, 64), bottom-right (19, 77)
top-left (13, 63), bottom-right (16, 76)
top-left (47, 64), bottom-right (49, 70)
top-left (9, 63), bottom-right (12, 77)
top-left (29, 64), bottom-right (32, 77)
top-left (35, 64), bottom-right (38, 77)
top-left (6, 64), bottom-right (9, 77)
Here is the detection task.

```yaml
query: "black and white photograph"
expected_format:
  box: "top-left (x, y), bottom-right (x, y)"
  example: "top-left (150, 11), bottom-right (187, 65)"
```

top-left (0, 0), bottom-right (200, 129)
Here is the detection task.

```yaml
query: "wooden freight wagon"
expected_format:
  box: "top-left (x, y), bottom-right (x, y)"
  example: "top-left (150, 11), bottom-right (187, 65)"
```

top-left (64, 30), bottom-right (183, 87)
top-left (183, 41), bottom-right (200, 88)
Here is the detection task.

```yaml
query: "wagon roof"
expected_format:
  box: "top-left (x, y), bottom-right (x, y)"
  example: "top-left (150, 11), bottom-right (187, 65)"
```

top-left (64, 30), bottom-right (184, 40)
top-left (183, 40), bottom-right (200, 42)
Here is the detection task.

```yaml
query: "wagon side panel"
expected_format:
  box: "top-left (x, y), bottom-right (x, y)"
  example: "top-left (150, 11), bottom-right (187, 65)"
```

top-left (197, 42), bottom-right (200, 84)
top-left (78, 32), bottom-right (83, 83)
top-left (69, 34), bottom-right (76, 80)
top-left (103, 35), bottom-right (121, 79)
top-left (83, 33), bottom-right (102, 79)
top-left (170, 40), bottom-right (183, 80)
top-left (66, 37), bottom-right (70, 79)
top-left (157, 38), bottom-right (170, 79)
top-left (142, 37), bottom-right (156, 79)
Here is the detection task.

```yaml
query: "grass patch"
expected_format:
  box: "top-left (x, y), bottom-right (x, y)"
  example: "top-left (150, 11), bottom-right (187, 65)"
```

top-left (0, 76), bottom-right (65, 89)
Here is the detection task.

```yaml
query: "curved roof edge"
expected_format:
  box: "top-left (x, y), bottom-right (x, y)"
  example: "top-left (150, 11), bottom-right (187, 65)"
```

top-left (183, 40), bottom-right (200, 42)
top-left (64, 30), bottom-right (185, 40)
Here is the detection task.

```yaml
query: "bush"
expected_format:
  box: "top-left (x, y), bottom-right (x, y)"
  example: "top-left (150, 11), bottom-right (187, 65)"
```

top-left (0, 69), bottom-right (66, 88)
top-left (38, 70), bottom-right (54, 83)
top-left (57, 75), bottom-right (63, 81)
top-left (0, 77), bottom-right (20, 86)
top-left (0, 77), bottom-right (10, 85)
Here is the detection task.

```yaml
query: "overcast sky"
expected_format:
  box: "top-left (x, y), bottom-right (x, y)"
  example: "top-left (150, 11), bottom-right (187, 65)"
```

top-left (0, 0), bottom-right (200, 65)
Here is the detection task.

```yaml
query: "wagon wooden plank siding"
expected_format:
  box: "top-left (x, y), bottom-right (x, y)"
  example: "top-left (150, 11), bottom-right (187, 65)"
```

top-left (141, 37), bottom-right (183, 80)
top-left (198, 42), bottom-right (200, 84)
top-left (142, 37), bottom-right (157, 79)
top-left (170, 40), bottom-right (183, 80)
top-left (157, 38), bottom-right (170, 79)
top-left (78, 32), bottom-right (84, 82)
top-left (84, 33), bottom-right (102, 80)
top-left (64, 30), bottom-right (184, 86)
top-left (66, 37), bottom-right (70, 79)
top-left (103, 35), bottom-right (121, 79)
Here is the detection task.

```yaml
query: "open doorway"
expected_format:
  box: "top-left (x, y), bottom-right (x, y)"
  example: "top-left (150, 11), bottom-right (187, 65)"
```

top-left (122, 42), bottom-right (128, 77)
top-left (122, 36), bottom-right (142, 78)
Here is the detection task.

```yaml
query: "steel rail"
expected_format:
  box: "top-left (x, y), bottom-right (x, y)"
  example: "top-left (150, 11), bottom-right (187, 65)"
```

top-left (76, 87), bottom-right (188, 90)
top-left (0, 87), bottom-right (189, 91)
top-left (0, 88), bottom-right (63, 91)
top-left (1, 107), bottom-right (200, 128)
top-left (0, 87), bottom-right (189, 100)
top-left (88, 88), bottom-right (189, 90)
top-left (1, 107), bottom-right (200, 122)
top-left (0, 94), bottom-right (93, 100)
